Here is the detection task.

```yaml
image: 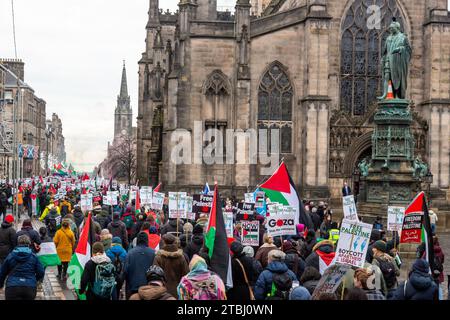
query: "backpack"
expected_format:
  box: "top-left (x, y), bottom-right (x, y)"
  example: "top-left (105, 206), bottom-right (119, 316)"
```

top-left (92, 262), bottom-right (116, 299)
top-left (47, 215), bottom-right (61, 233)
top-left (112, 252), bottom-right (123, 278)
top-left (267, 272), bottom-right (292, 300)
top-left (190, 276), bottom-right (219, 300)
top-left (122, 214), bottom-right (134, 229)
top-left (61, 204), bottom-right (70, 216)
top-left (376, 257), bottom-right (397, 288)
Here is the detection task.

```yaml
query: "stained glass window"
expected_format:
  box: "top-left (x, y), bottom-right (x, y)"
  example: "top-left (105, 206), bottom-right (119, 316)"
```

top-left (258, 62), bottom-right (293, 153)
top-left (340, 0), bottom-right (405, 115)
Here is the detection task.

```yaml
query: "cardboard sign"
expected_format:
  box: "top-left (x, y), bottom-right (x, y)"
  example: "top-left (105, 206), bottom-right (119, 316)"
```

top-left (224, 211), bottom-right (234, 238)
top-left (266, 210), bottom-right (296, 237)
top-left (192, 194), bottom-right (214, 215)
top-left (312, 263), bottom-right (350, 298)
top-left (186, 196), bottom-right (193, 219)
top-left (140, 187), bottom-right (153, 205)
top-left (400, 213), bottom-right (423, 243)
top-left (335, 219), bottom-right (372, 268)
top-left (387, 206), bottom-right (405, 232)
top-left (254, 191), bottom-right (265, 208)
top-left (244, 193), bottom-right (255, 204)
top-left (342, 195), bottom-right (358, 221)
top-left (107, 191), bottom-right (118, 206)
top-left (80, 193), bottom-right (93, 212)
top-left (169, 192), bottom-right (187, 219)
top-left (241, 221), bottom-right (260, 246)
top-left (151, 192), bottom-right (165, 211)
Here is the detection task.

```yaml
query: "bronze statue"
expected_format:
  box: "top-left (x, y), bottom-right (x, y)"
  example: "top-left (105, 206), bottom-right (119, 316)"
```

top-left (378, 19), bottom-right (412, 100)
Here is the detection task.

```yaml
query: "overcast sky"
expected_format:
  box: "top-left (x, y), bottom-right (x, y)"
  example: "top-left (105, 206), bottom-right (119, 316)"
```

top-left (0, 0), bottom-right (448, 173)
top-left (0, 0), bottom-right (235, 173)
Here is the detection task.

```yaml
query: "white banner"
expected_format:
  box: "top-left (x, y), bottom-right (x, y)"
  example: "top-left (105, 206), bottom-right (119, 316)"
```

top-left (169, 192), bottom-right (187, 219)
top-left (387, 206), bottom-right (405, 232)
top-left (266, 210), bottom-right (296, 237)
top-left (152, 192), bottom-right (165, 210)
top-left (224, 211), bottom-right (234, 238)
top-left (335, 219), bottom-right (372, 268)
top-left (80, 193), bottom-right (93, 212)
top-left (140, 187), bottom-right (153, 205)
top-left (342, 195), bottom-right (359, 221)
top-left (245, 193), bottom-right (255, 204)
top-left (107, 191), bottom-right (118, 206)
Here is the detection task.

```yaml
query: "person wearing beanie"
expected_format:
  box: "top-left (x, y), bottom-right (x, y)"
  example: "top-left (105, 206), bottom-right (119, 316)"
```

top-left (107, 212), bottom-right (129, 249)
top-left (392, 259), bottom-right (439, 300)
top-left (228, 241), bottom-right (259, 300)
top-left (100, 229), bottom-right (113, 251)
top-left (153, 233), bottom-right (189, 297)
top-left (0, 234), bottom-right (45, 300)
top-left (123, 232), bottom-right (155, 299)
top-left (177, 254), bottom-right (226, 300)
top-left (184, 224), bottom-right (205, 261)
top-left (106, 236), bottom-right (127, 300)
top-left (283, 240), bottom-right (306, 281)
top-left (79, 242), bottom-right (115, 300)
top-left (129, 265), bottom-right (176, 300)
top-left (16, 218), bottom-right (41, 253)
top-left (255, 234), bottom-right (278, 269)
top-left (289, 285), bottom-right (311, 300)
top-left (0, 215), bottom-right (17, 264)
top-left (371, 240), bottom-right (400, 298)
top-left (304, 240), bottom-right (336, 275)
top-left (254, 250), bottom-right (297, 300)
top-left (38, 226), bottom-right (52, 243)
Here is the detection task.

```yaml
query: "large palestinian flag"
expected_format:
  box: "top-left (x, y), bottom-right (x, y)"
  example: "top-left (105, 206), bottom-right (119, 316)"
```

top-left (205, 184), bottom-right (233, 289)
top-left (400, 191), bottom-right (435, 271)
top-left (67, 212), bottom-right (95, 300)
top-left (36, 242), bottom-right (61, 267)
top-left (260, 162), bottom-right (313, 229)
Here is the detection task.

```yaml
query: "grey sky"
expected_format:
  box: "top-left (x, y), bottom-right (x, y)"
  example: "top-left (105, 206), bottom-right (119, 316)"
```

top-left (0, 0), bottom-right (235, 173)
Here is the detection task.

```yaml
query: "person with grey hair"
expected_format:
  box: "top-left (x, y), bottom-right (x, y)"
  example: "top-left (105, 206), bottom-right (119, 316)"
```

top-left (254, 249), bottom-right (297, 300)
top-left (0, 234), bottom-right (45, 300)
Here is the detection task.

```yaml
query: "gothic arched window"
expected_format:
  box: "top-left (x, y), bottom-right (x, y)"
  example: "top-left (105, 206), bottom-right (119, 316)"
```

top-left (258, 62), bottom-right (293, 153)
top-left (340, 0), bottom-right (405, 115)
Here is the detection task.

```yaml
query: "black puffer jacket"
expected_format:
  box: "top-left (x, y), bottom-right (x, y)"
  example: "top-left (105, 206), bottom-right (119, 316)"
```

top-left (160, 219), bottom-right (183, 236)
top-left (228, 252), bottom-right (259, 300)
top-left (16, 226), bottom-right (41, 253)
top-left (184, 233), bottom-right (204, 261)
top-left (95, 209), bottom-right (111, 230)
top-left (72, 208), bottom-right (84, 228)
top-left (0, 222), bottom-right (17, 263)
top-left (284, 249), bottom-right (306, 281)
top-left (107, 220), bottom-right (128, 249)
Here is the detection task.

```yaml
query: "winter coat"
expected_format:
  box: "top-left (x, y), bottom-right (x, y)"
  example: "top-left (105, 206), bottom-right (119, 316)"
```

top-left (0, 222), bottom-right (17, 263)
top-left (160, 219), bottom-right (183, 236)
top-left (16, 226), bottom-right (41, 253)
top-left (79, 254), bottom-right (113, 300)
top-left (53, 227), bottom-right (75, 262)
top-left (302, 279), bottom-right (320, 295)
top-left (95, 210), bottom-right (111, 230)
top-left (300, 236), bottom-right (317, 260)
top-left (59, 201), bottom-right (72, 217)
top-left (305, 240), bottom-right (336, 273)
top-left (123, 244), bottom-right (156, 295)
top-left (106, 244), bottom-right (127, 267)
top-left (0, 193), bottom-right (8, 208)
top-left (255, 243), bottom-right (277, 269)
top-left (319, 221), bottom-right (332, 239)
top-left (153, 244), bottom-right (189, 297)
top-left (393, 270), bottom-right (438, 300)
top-left (184, 233), bottom-right (204, 261)
top-left (0, 245), bottom-right (45, 288)
top-left (72, 209), bottom-right (84, 228)
top-left (228, 252), bottom-right (259, 300)
top-left (129, 283), bottom-right (176, 300)
top-left (254, 261), bottom-right (297, 300)
top-left (43, 210), bottom-right (61, 238)
top-left (284, 249), bottom-right (306, 280)
top-left (371, 253), bottom-right (400, 290)
top-left (310, 212), bottom-right (321, 231)
top-left (107, 220), bottom-right (129, 249)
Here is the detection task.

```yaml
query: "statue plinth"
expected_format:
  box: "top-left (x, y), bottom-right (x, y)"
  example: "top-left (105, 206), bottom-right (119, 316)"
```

top-left (359, 99), bottom-right (421, 208)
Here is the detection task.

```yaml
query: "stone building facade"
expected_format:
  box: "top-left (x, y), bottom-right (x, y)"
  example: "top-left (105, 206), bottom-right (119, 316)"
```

top-left (136, 0), bottom-right (450, 207)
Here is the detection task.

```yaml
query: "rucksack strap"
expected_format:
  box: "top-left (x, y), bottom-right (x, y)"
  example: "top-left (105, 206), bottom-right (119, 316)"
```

top-left (235, 258), bottom-right (255, 300)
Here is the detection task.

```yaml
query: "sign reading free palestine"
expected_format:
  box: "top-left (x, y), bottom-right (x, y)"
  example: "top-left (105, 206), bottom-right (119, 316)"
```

top-left (335, 219), bottom-right (373, 268)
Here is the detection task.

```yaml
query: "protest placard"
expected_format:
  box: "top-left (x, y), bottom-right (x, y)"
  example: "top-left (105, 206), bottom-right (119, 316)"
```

top-left (266, 209), bottom-right (296, 237)
top-left (244, 193), bottom-right (255, 204)
top-left (387, 206), bottom-right (405, 232)
top-left (185, 196), bottom-right (193, 220)
top-left (224, 211), bottom-right (234, 239)
top-left (342, 195), bottom-right (358, 221)
top-left (335, 219), bottom-right (372, 268)
top-left (140, 187), bottom-right (153, 205)
top-left (192, 194), bottom-right (214, 217)
top-left (400, 213), bottom-right (423, 243)
top-left (151, 192), bottom-right (165, 210)
top-left (168, 192), bottom-right (187, 219)
top-left (312, 264), bottom-right (350, 298)
top-left (241, 221), bottom-right (260, 246)
top-left (254, 191), bottom-right (265, 209)
top-left (80, 193), bottom-right (93, 212)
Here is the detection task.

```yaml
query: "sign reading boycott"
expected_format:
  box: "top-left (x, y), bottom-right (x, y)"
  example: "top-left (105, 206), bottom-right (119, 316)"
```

top-left (387, 206), bottom-right (405, 232)
top-left (241, 221), bottom-right (259, 246)
top-left (192, 194), bottom-right (214, 215)
top-left (400, 214), bottom-right (423, 243)
top-left (312, 263), bottom-right (350, 298)
top-left (266, 212), bottom-right (296, 237)
top-left (342, 195), bottom-right (358, 221)
top-left (335, 219), bottom-right (372, 268)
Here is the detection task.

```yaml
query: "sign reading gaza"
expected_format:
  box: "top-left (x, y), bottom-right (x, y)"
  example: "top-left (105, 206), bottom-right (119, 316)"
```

top-left (266, 212), bottom-right (296, 237)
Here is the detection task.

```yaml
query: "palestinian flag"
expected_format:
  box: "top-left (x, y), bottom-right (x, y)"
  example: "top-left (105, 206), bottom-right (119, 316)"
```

top-left (30, 194), bottom-right (40, 217)
top-left (36, 242), bottom-right (61, 267)
top-left (400, 192), bottom-right (435, 272)
top-left (205, 184), bottom-right (233, 289)
top-left (154, 182), bottom-right (162, 193)
top-left (260, 162), bottom-right (313, 229)
top-left (67, 213), bottom-right (95, 300)
top-left (135, 189), bottom-right (141, 214)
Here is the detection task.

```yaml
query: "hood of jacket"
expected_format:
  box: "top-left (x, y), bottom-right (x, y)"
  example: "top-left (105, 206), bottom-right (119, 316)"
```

top-left (409, 270), bottom-right (434, 291)
top-left (158, 245), bottom-right (184, 259)
top-left (266, 261), bottom-right (289, 274)
top-left (91, 254), bottom-right (111, 264)
top-left (191, 234), bottom-right (204, 246)
top-left (137, 284), bottom-right (169, 300)
top-left (111, 220), bottom-right (122, 228)
top-left (313, 240), bottom-right (334, 254)
top-left (11, 246), bottom-right (33, 263)
top-left (1, 222), bottom-right (13, 229)
top-left (168, 219), bottom-right (179, 228)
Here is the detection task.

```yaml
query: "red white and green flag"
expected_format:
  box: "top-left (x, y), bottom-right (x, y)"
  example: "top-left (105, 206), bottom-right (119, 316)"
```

top-left (36, 242), bottom-right (61, 267)
top-left (205, 184), bottom-right (233, 289)
top-left (154, 182), bottom-right (162, 193)
top-left (30, 194), bottom-right (40, 217)
top-left (67, 212), bottom-right (95, 300)
top-left (260, 162), bottom-right (313, 229)
top-left (135, 189), bottom-right (141, 214)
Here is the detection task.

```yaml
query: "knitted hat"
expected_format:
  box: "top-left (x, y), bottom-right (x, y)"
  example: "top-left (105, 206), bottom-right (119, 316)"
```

top-left (137, 232), bottom-right (149, 246)
top-left (282, 240), bottom-right (294, 252)
top-left (183, 222), bottom-right (193, 233)
top-left (162, 233), bottom-right (176, 245)
top-left (289, 286), bottom-right (311, 300)
top-left (193, 224), bottom-right (204, 235)
top-left (412, 259), bottom-right (430, 274)
top-left (22, 219), bottom-right (32, 228)
top-left (112, 237), bottom-right (122, 245)
top-left (242, 246), bottom-right (255, 257)
top-left (149, 226), bottom-right (157, 234)
top-left (230, 241), bottom-right (243, 255)
top-left (4, 215), bottom-right (14, 223)
top-left (373, 240), bottom-right (387, 253)
top-left (268, 250), bottom-right (286, 262)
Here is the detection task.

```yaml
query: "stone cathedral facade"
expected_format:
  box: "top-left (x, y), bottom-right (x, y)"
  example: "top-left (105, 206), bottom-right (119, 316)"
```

top-left (136, 0), bottom-right (450, 208)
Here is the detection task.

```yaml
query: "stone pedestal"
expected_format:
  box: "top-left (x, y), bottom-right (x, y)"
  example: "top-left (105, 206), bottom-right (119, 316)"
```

top-left (359, 99), bottom-right (422, 210)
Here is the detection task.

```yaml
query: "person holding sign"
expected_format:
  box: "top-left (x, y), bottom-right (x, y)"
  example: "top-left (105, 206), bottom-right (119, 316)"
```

top-left (228, 241), bottom-right (259, 301)
top-left (353, 268), bottom-right (385, 300)
top-left (371, 240), bottom-right (400, 299)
